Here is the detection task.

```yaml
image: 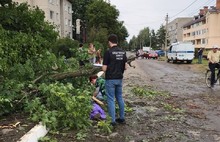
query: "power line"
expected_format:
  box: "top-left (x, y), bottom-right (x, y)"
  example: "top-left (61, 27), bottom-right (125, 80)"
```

top-left (170, 0), bottom-right (199, 20)
top-left (187, 0), bottom-right (215, 16)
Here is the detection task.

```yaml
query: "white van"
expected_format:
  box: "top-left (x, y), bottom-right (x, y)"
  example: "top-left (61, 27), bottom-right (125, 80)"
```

top-left (167, 42), bottom-right (195, 64)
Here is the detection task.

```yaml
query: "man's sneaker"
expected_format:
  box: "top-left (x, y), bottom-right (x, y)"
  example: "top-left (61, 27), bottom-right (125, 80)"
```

top-left (211, 84), bottom-right (214, 88)
top-left (116, 118), bottom-right (126, 124)
top-left (110, 122), bottom-right (117, 127)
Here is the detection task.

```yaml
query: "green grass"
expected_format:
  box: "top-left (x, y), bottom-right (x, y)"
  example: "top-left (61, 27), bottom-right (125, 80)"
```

top-left (158, 55), bottom-right (209, 72)
top-left (192, 58), bottom-right (209, 72)
top-left (192, 58), bottom-right (208, 65)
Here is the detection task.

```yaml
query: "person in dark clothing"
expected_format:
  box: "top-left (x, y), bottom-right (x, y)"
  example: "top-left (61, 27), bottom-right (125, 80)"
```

top-left (102, 34), bottom-right (127, 126)
top-left (198, 48), bottom-right (204, 64)
top-left (78, 43), bottom-right (85, 66)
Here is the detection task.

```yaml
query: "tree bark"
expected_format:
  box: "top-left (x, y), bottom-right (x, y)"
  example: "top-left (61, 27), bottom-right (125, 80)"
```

top-left (50, 67), bottom-right (102, 80)
top-left (33, 55), bottom-right (136, 82)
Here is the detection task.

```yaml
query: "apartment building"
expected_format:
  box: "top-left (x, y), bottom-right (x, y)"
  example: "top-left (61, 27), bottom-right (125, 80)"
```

top-left (168, 17), bottom-right (193, 44)
top-left (14, 0), bottom-right (73, 39)
top-left (182, 0), bottom-right (220, 49)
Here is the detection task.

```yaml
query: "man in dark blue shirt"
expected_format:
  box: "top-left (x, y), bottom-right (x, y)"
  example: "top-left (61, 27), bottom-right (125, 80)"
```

top-left (102, 34), bottom-right (127, 126)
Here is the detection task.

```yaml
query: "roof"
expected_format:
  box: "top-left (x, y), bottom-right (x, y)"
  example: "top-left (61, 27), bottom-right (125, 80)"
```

top-left (182, 6), bottom-right (220, 28)
top-left (182, 16), bottom-right (206, 28)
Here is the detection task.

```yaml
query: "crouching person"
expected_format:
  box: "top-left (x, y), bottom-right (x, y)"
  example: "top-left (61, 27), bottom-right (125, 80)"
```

top-left (89, 75), bottom-right (106, 102)
top-left (90, 103), bottom-right (106, 120)
top-left (89, 75), bottom-right (107, 120)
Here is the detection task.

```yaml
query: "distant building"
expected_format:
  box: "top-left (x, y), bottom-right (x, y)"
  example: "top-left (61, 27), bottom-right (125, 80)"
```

top-left (13, 0), bottom-right (73, 39)
top-left (182, 0), bottom-right (220, 49)
top-left (168, 17), bottom-right (193, 44)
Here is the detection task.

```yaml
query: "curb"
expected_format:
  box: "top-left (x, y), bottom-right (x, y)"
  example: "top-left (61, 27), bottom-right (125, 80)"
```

top-left (17, 122), bottom-right (48, 142)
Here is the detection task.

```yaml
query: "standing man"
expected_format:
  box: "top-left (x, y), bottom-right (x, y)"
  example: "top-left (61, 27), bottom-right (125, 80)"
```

top-left (207, 45), bottom-right (220, 87)
top-left (198, 48), bottom-right (204, 64)
top-left (102, 34), bottom-right (127, 126)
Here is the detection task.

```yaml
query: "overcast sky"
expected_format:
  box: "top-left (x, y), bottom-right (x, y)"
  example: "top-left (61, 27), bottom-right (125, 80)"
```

top-left (110, 0), bottom-right (216, 41)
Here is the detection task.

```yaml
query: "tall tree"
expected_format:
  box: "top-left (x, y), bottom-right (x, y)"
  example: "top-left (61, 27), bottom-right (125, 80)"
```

top-left (115, 21), bottom-right (129, 46)
top-left (129, 36), bottom-right (138, 51)
top-left (128, 24), bottom-right (172, 51)
top-left (136, 27), bottom-right (150, 49)
top-left (71, 0), bottom-right (95, 41)
top-left (150, 29), bottom-right (158, 49)
top-left (86, 1), bottom-right (119, 30)
top-left (156, 25), bottom-right (169, 49)
top-left (0, 2), bottom-right (58, 69)
top-left (86, 0), bottom-right (128, 47)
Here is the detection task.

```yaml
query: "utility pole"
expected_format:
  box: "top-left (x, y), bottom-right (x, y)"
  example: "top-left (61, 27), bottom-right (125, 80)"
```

top-left (165, 14), bottom-right (168, 55)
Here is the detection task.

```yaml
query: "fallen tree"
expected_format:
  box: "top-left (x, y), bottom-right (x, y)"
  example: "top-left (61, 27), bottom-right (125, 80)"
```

top-left (32, 55), bottom-right (136, 83)
top-left (50, 66), bottom-right (102, 81)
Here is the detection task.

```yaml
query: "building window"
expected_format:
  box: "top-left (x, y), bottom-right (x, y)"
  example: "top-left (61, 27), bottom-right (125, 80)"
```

top-left (201, 38), bottom-right (206, 44)
top-left (68, 32), bottom-right (71, 38)
top-left (68, 19), bottom-right (71, 26)
top-left (56, 13), bottom-right (59, 21)
top-left (50, 10), bottom-right (54, 20)
top-left (49, 0), bottom-right (53, 4)
top-left (68, 6), bottom-right (71, 14)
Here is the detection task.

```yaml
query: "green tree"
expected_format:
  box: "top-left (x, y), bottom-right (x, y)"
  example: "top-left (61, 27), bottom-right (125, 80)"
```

top-left (70, 0), bottom-right (95, 41)
top-left (86, 0), bottom-right (128, 48)
top-left (129, 25), bottom-right (171, 51)
top-left (114, 21), bottom-right (129, 46)
top-left (139, 27), bottom-right (150, 47)
top-left (0, 2), bottom-right (57, 40)
top-left (0, 2), bottom-right (58, 68)
top-left (52, 38), bottom-right (79, 58)
top-left (150, 29), bottom-right (158, 49)
top-left (156, 25), bottom-right (170, 49)
top-left (86, 1), bottom-right (119, 30)
top-left (128, 36), bottom-right (137, 51)
top-left (0, 2), bottom-right (94, 131)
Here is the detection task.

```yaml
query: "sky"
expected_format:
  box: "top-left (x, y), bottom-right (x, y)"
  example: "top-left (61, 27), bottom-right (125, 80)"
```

top-left (110, 0), bottom-right (216, 41)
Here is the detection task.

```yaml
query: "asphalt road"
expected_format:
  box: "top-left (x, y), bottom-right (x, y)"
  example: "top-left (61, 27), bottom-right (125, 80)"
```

top-left (125, 53), bottom-right (220, 139)
top-left (127, 53), bottom-right (220, 96)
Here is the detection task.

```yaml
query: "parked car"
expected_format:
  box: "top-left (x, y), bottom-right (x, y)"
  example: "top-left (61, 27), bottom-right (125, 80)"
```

top-left (155, 50), bottom-right (165, 56)
top-left (147, 51), bottom-right (158, 59)
top-left (137, 51), bottom-right (148, 59)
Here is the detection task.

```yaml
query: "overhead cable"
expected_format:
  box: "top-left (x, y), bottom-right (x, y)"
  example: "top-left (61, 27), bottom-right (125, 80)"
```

top-left (170, 0), bottom-right (199, 19)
